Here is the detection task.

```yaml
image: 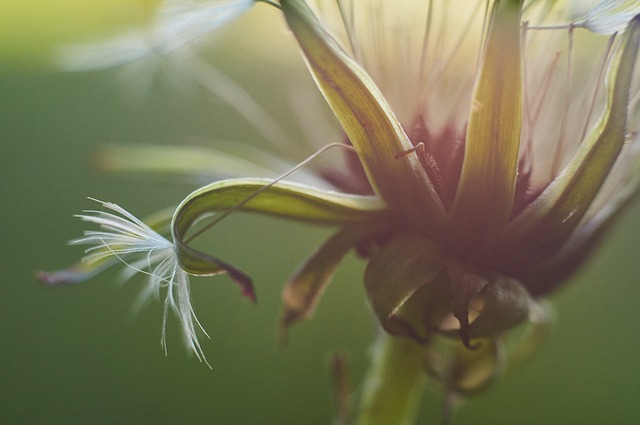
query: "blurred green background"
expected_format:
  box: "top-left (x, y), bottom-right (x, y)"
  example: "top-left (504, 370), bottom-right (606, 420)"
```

top-left (2, 6), bottom-right (640, 425)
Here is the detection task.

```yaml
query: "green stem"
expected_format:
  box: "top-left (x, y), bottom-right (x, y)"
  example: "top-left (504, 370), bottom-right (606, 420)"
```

top-left (355, 332), bottom-right (426, 425)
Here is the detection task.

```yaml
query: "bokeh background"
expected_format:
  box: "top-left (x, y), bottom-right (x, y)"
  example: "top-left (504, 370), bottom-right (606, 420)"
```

top-left (2, 4), bottom-right (640, 425)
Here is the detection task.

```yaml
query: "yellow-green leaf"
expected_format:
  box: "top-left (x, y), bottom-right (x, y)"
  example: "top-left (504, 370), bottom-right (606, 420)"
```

top-left (448, 0), bottom-right (524, 251)
top-left (499, 16), bottom-right (640, 270)
top-left (280, 220), bottom-right (385, 333)
top-left (173, 178), bottom-right (384, 237)
top-left (281, 0), bottom-right (445, 232)
top-left (171, 178), bottom-right (385, 298)
top-left (364, 234), bottom-right (445, 341)
top-left (518, 172), bottom-right (640, 295)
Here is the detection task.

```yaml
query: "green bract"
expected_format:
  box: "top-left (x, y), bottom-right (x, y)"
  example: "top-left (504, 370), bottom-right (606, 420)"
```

top-left (281, 0), bottom-right (446, 233)
top-left (171, 178), bottom-right (385, 300)
top-left (500, 17), bottom-right (640, 271)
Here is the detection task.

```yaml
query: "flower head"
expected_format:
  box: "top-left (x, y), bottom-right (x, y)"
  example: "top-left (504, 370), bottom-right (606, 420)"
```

top-left (280, 0), bottom-right (640, 285)
top-left (265, 0), bottom-right (640, 393)
top-left (44, 0), bottom-right (640, 411)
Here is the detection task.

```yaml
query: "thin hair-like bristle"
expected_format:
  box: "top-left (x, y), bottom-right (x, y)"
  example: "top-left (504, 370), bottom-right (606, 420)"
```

top-left (72, 199), bottom-right (211, 367)
top-left (184, 142), bottom-right (357, 244)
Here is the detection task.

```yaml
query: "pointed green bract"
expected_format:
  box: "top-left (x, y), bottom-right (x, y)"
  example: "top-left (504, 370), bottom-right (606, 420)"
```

top-left (443, 266), bottom-right (532, 344)
top-left (281, 0), bottom-right (445, 232)
top-left (280, 220), bottom-right (385, 333)
top-left (445, 262), bottom-right (489, 347)
top-left (97, 143), bottom-right (317, 184)
top-left (448, 0), bottom-right (524, 250)
top-left (500, 17), bottom-right (640, 269)
top-left (171, 178), bottom-right (384, 292)
top-left (519, 170), bottom-right (640, 295)
top-left (465, 278), bottom-right (532, 339)
top-left (173, 178), bottom-right (384, 234)
top-left (364, 234), bottom-right (444, 341)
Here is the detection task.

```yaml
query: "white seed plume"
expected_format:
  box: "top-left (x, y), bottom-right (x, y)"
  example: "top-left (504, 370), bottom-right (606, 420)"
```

top-left (71, 199), bottom-right (210, 366)
top-left (56, 0), bottom-right (255, 71)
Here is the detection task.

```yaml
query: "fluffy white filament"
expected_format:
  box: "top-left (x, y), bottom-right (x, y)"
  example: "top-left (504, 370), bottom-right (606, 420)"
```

top-left (71, 199), bottom-right (210, 366)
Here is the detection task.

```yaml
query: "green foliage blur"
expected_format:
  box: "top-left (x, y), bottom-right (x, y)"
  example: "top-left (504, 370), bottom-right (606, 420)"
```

top-left (0, 0), bottom-right (158, 68)
top-left (1, 6), bottom-right (640, 425)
